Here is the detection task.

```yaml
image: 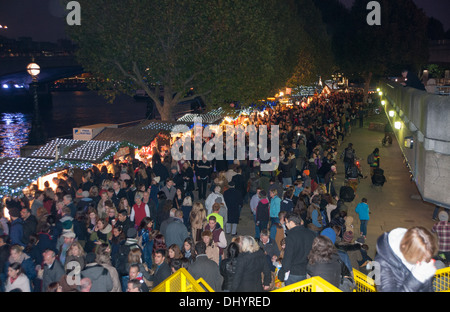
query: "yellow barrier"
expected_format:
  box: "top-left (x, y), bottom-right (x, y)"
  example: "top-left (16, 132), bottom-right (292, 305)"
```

top-left (271, 276), bottom-right (342, 292)
top-left (151, 265), bottom-right (450, 293)
top-left (352, 269), bottom-right (376, 292)
top-left (433, 267), bottom-right (450, 292)
top-left (151, 268), bottom-right (215, 292)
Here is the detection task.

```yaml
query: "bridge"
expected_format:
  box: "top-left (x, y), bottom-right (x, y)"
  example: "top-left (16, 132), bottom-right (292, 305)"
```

top-left (379, 80), bottom-right (450, 209)
top-left (0, 55), bottom-right (84, 87)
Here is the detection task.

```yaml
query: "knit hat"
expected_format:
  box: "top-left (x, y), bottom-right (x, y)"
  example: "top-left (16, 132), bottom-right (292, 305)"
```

top-left (321, 228), bottom-right (336, 244)
top-left (343, 231), bottom-right (354, 243)
top-left (439, 211), bottom-right (449, 222)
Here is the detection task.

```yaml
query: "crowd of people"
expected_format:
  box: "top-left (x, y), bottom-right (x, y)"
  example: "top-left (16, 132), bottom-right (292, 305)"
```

top-left (0, 88), bottom-right (446, 292)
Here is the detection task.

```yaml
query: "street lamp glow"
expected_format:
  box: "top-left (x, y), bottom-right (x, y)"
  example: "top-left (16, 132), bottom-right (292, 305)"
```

top-left (394, 121), bottom-right (402, 130)
top-left (378, 91), bottom-right (383, 96)
top-left (27, 63), bottom-right (40, 77)
top-left (389, 110), bottom-right (395, 117)
top-left (381, 100), bottom-right (386, 106)
top-left (377, 88), bottom-right (381, 92)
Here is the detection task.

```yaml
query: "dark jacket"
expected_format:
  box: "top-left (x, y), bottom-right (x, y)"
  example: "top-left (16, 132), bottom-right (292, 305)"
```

top-left (189, 254), bottom-right (223, 292)
top-left (279, 158), bottom-right (294, 178)
top-left (374, 231), bottom-right (434, 292)
top-left (223, 188), bottom-right (243, 224)
top-left (231, 249), bottom-right (271, 292)
top-left (219, 257), bottom-right (238, 291)
top-left (255, 199), bottom-right (270, 222)
top-left (31, 232), bottom-right (57, 266)
top-left (22, 215), bottom-right (38, 245)
top-left (278, 224), bottom-right (316, 279)
top-left (150, 261), bottom-right (171, 288)
top-left (195, 160), bottom-right (212, 179)
top-left (306, 253), bottom-right (342, 288)
top-left (280, 198), bottom-right (294, 213)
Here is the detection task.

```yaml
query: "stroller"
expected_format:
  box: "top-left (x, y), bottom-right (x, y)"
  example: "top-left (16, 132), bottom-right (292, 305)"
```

top-left (371, 168), bottom-right (386, 189)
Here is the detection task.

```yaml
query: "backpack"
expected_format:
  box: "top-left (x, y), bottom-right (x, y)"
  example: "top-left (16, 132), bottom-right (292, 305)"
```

top-left (344, 148), bottom-right (354, 161)
top-left (347, 165), bottom-right (359, 179)
top-left (367, 153), bottom-right (375, 165)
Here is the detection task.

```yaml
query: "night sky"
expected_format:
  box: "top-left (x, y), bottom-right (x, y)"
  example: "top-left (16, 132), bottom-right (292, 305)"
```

top-left (0, 0), bottom-right (449, 42)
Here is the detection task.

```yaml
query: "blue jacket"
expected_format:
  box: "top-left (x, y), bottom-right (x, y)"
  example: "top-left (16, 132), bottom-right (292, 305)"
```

top-left (270, 196), bottom-right (282, 218)
top-left (9, 218), bottom-right (25, 247)
top-left (355, 202), bottom-right (370, 220)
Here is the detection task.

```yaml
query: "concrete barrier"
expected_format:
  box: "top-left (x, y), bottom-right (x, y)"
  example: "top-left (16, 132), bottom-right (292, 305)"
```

top-left (380, 81), bottom-right (450, 209)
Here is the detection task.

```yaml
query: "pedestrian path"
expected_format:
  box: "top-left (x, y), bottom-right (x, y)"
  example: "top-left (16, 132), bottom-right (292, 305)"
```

top-left (333, 112), bottom-right (436, 259)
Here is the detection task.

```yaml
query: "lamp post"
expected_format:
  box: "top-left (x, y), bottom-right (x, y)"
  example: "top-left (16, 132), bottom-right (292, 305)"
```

top-left (27, 61), bottom-right (46, 146)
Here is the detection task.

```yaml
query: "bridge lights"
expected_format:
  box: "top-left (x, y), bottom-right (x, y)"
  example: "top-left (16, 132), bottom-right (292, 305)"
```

top-left (394, 121), bottom-right (402, 130)
top-left (389, 110), bottom-right (395, 117)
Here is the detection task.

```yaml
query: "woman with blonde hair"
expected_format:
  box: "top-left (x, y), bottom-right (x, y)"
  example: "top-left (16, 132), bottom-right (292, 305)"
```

top-left (189, 202), bottom-right (207, 244)
top-left (65, 241), bottom-right (86, 271)
top-left (375, 226), bottom-right (438, 292)
top-left (97, 191), bottom-right (110, 219)
top-left (231, 235), bottom-right (271, 292)
top-left (118, 197), bottom-right (132, 215)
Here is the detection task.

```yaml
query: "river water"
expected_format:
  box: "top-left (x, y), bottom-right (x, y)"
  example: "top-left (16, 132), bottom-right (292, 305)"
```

top-left (0, 91), bottom-right (149, 158)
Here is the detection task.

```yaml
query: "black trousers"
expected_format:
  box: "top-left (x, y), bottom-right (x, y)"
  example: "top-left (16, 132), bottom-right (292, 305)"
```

top-left (197, 177), bottom-right (208, 199)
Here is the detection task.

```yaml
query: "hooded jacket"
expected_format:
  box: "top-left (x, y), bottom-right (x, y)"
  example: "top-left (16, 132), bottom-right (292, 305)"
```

top-left (255, 198), bottom-right (270, 222)
top-left (81, 263), bottom-right (113, 292)
top-left (374, 228), bottom-right (434, 292)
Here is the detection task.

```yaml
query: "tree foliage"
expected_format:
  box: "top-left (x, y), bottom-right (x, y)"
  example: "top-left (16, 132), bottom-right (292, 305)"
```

top-left (65, 0), bottom-right (321, 120)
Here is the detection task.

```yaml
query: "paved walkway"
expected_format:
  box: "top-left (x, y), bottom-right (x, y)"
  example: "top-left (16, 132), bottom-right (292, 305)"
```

top-left (332, 112), bottom-right (436, 259)
top-left (195, 112), bottom-right (438, 260)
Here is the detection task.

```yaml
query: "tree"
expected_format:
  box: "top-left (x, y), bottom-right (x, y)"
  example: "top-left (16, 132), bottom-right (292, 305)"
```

top-left (65, 0), bottom-right (309, 120)
top-left (316, 0), bottom-right (429, 102)
top-left (286, 0), bottom-right (335, 88)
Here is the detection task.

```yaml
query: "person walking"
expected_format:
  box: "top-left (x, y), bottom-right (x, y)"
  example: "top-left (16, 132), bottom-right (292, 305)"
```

top-left (355, 198), bottom-right (370, 238)
top-left (367, 148), bottom-right (380, 177)
top-left (341, 143), bottom-right (356, 177)
top-left (231, 236), bottom-right (271, 292)
top-left (278, 213), bottom-right (316, 286)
